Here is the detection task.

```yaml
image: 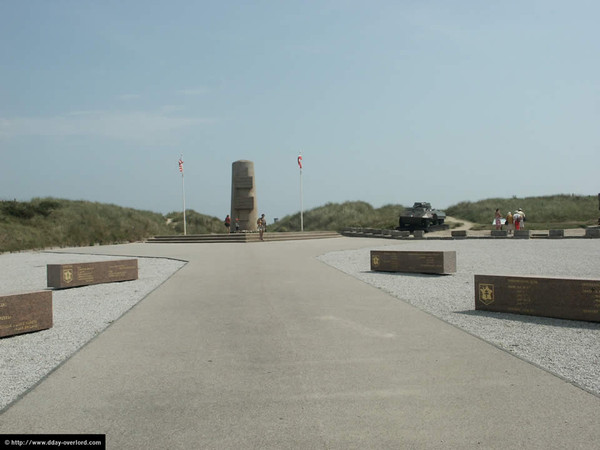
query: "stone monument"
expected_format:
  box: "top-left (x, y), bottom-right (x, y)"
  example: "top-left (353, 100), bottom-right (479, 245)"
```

top-left (231, 160), bottom-right (258, 232)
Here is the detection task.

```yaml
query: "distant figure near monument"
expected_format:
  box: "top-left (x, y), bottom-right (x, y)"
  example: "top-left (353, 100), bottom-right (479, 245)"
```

top-left (231, 161), bottom-right (258, 232)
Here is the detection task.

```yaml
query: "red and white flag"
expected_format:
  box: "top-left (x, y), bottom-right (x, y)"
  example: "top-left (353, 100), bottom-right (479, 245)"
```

top-left (178, 158), bottom-right (184, 173)
top-left (297, 154), bottom-right (302, 169)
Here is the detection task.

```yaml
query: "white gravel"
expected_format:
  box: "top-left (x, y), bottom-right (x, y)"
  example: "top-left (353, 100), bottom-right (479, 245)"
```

top-left (0, 252), bottom-right (185, 411)
top-left (318, 239), bottom-right (600, 397)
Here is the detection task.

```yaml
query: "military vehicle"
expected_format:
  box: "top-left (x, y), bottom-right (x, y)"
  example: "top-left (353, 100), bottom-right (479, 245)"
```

top-left (397, 202), bottom-right (448, 232)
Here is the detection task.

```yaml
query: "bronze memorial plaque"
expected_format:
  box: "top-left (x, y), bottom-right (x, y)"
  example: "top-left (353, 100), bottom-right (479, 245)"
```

top-left (0, 291), bottom-right (53, 338)
top-left (47, 259), bottom-right (138, 289)
top-left (475, 275), bottom-right (600, 322)
top-left (370, 250), bottom-right (456, 275)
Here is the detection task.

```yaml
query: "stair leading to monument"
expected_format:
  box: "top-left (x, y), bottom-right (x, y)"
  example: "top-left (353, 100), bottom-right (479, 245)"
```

top-left (146, 231), bottom-right (341, 244)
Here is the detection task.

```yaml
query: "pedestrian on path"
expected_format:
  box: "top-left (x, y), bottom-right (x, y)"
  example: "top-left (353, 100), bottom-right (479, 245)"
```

top-left (257, 214), bottom-right (266, 241)
top-left (224, 215), bottom-right (231, 234)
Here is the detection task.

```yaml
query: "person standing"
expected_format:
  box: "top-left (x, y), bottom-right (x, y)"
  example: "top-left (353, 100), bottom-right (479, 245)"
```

top-left (494, 209), bottom-right (502, 230)
top-left (257, 214), bottom-right (266, 241)
top-left (513, 210), bottom-right (521, 231)
top-left (505, 211), bottom-right (514, 234)
top-left (235, 218), bottom-right (240, 233)
top-left (517, 208), bottom-right (526, 229)
top-left (224, 215), bottom-right (231, 234)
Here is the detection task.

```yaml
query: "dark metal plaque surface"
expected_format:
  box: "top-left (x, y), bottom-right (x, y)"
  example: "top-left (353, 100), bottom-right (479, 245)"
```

top-left (0, 291), bottom-right (53, 338)
top-left (370, 250), bottom-right (456, 275)
top-left (475, 274), bottom-right (600, 322)
top-left (47, 259), bottom-right (138, 289)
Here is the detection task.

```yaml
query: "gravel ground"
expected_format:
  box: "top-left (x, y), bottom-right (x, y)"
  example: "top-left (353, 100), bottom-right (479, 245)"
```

top-left (318, 239), bottom-right (600, 397)
top-left (0, 252), bottom-right (185, 412)
top-left (2, 241), bottom-right (598, 414)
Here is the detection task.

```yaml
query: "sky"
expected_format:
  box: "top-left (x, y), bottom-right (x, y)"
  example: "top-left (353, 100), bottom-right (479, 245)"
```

top-left (1, 1), bottom-right (599, 221)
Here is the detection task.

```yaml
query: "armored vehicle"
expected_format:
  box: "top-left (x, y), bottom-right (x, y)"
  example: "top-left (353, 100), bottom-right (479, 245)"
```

top-left (398, 202), bottom-right (447, 232)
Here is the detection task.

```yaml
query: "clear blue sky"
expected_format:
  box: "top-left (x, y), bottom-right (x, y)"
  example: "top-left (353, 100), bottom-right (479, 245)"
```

top-left (1, 1), bottom-right (599, 221)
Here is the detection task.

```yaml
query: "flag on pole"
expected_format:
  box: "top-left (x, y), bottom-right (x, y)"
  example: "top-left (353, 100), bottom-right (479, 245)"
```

top-left (298, 152), bottom-right (304, 231)
top-left (178, 155), bottom-right (187, 235)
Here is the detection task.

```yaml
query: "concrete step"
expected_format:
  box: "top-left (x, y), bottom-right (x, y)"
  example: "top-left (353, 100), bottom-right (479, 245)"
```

top-left (146, 231), bottom-right (341, 244)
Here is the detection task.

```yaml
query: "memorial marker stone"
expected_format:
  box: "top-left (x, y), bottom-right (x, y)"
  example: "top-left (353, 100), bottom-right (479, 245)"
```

top-left (475, 274), bottom-right (600, 322)
top-left (585, 228), bottom-right (600, 238)
top-left (0, 291), bottom-right (53, 338)
top-left (371, 250), bottom-right (456, 275)
top-left (47, 259), bottom-right (138, 289)
top-left (514, 230), bottom-right (530, 239)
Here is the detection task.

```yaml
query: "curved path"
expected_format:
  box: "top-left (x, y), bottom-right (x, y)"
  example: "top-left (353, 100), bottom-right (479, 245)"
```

top-left (444, 215), bottom-right (475, 231)
top-left (1, 238), bottom-right (599, 449)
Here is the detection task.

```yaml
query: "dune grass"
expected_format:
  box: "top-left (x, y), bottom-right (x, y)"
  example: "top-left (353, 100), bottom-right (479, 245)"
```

top-left (0, 198), bottom-right (173, 253)
top-left (269, 201), bottom-right (403, 232)
top-left (165, 210), bottom-right (226, 235)
top-left (271, 195), bottom-right (598, 232)
top-left (446, 194), bottom-right (598, 230)
top-left (0, 198), bottom-right (230, 253)
top-left (1, 194), bottom-right (597, 252)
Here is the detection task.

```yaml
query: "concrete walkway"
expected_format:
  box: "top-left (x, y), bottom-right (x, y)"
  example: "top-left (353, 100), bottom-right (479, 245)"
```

top-left (1, 238), bottom-right (599, 449)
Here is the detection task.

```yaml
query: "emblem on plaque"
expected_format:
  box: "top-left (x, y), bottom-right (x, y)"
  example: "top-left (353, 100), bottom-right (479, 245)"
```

top-left (478, 283), bottom-right (495, 305)
top-left (372, 255), bottom-right (380, 267)
top-left (63, 268), bottom-right (73, 284)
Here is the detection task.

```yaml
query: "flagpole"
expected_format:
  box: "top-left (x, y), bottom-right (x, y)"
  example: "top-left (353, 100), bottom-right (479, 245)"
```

top-left (299, 152), bottom-right (304, 232)
top-left (182, 173), bottom-right (187, 236)
top-left (179, 155), bottom-right (187, 236)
